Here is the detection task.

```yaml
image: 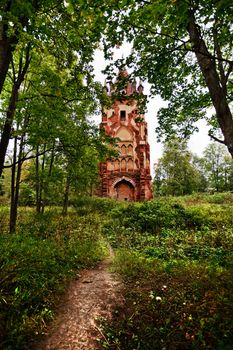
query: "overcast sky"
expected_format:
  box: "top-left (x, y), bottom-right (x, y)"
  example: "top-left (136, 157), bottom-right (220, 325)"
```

top-left (92, 47), bottom-right (211, 176)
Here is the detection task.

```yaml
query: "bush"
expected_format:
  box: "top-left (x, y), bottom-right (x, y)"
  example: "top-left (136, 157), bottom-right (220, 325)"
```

top-left (100, 194), bottom-right (233, 350)
top-left (205, 192), bottom-right (233, 204)
top-left (109, 200), bottom-right (211, 234)
top-left (0, 211), bottom-right (105, 349)
top-left (18, 183), bottom-right (36, 206)
top-left (72, 195), bottom-right (124, 215)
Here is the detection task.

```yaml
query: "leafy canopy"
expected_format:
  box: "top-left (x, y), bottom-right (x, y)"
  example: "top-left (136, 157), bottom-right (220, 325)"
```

top-left (103, 0), bottom-right (233, 146)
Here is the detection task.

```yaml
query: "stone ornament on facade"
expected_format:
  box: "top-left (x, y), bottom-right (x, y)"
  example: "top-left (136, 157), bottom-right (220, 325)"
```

top-left (99, 69), bottom-right (153, 201)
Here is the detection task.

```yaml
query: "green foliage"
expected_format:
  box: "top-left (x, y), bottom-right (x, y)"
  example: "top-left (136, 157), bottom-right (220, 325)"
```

top-left (18, 183), bottom-right (36, 206)
top-left (153, 138), bottom-right (207, 196)
top-left (202, 143), bottom-right (233, 192)
top-left (100, 193), bottom-right (233, 350)
top-left (100, 264), bottom-right (233, 350)
top-left (0, 208), bottom-right (105, 349)
top-left (103, 0), bottom-right (233, 156)
top-left (165, 192), bottom-right (233, 206)
top-left (153, 139), bottom-right (233, 197)
top-left (72, 195), bottom-right (125, 215)
top-left (0, 175), bottom-right (4, 196)
top-left (0, 206), bottom-right (9, 233)
top-left (105, 199), bottom-right (212, 238)
top-left (1, 193), bottom-right (233, 349)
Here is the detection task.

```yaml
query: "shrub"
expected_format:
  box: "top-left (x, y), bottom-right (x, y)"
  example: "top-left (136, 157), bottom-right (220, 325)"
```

top-left (18, 183), bottom-right (36, 206)
top-left (109, 200), bottom-right (210, 234)
top-left (72, 196), bottom-right (124, 215)
top-left (0, 211), bottom-right (105, 349)
top-left (100, 194), bottom-right (233, 350)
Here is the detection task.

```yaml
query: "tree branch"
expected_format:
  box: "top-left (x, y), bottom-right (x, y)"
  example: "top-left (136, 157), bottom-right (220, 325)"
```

top-left (3, 142), bottom-right (88, 169)
top-left (212, 19), bottom-right (226, 90)
top-left (208, 132), bottom-right (226, 145)
top-left (132, 23), bottom-right (233, 65)
top-left (225, 62), bottom-right (233, 83)
top-left (3, 145), bottom-right (62, 169)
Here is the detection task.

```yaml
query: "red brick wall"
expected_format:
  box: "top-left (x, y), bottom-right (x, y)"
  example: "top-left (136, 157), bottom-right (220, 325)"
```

top-left (99, 76), bottom-right (153, 201)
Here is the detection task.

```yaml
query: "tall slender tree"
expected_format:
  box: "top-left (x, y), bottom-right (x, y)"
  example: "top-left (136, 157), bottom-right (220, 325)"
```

top-left (0, 0), bottom-right (107, 177)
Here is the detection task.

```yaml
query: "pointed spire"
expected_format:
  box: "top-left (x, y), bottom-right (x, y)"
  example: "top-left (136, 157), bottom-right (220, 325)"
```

top-left (132, 78), bottom-right (137, 93)
top-left (137, 80), bottom-right (144, 93)
top-left (118, 67), bottom-right (128, 77)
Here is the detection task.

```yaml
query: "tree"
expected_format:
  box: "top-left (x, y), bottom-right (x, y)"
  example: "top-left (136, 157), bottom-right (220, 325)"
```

top-left (0, 0), bottom-right (105, 95)
top-left (103, 0), bottom-right (233, 156)
top-left (0, 0), bottom-right (39, 94)
top-left (202, 142), bottom-right (233, 191)
top-left (0, 0), bottom-right (107, 177)
top-left (1, 40), bottom-right (108, 231)
top-left (153, 139), bottom-right (206, 196)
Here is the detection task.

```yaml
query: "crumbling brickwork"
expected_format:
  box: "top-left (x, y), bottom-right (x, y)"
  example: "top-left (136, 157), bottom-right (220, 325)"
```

top-left (99, 70), bottom-right (153, 201)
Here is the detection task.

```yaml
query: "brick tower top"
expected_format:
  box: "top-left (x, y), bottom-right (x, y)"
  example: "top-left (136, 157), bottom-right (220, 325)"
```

top-left (99, 70), bottom-right (153, 201)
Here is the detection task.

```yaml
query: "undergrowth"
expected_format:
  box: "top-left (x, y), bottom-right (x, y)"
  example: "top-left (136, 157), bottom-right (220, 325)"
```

top-left (1, 193), bottom-right (233, 349)
top-left (0, 206), bottom-right (107, 350)
top-left (100, 193), bottom-right (233, 350)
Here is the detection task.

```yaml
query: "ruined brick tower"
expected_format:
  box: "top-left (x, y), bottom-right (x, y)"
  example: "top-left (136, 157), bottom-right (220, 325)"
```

top-left (99, 69), bottom-right (153, 201)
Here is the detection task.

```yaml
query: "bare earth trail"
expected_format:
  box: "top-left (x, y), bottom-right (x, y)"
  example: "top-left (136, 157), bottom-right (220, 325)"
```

top-left (36, 253), bottom-right (123, 350)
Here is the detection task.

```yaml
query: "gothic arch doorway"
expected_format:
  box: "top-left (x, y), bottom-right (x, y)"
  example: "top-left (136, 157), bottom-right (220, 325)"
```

top-left (114, 179), bottom-right (135, 201)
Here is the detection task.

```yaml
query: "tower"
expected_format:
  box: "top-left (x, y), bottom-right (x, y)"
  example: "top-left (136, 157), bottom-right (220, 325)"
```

top-left (99, 69), bottom-right (153, 201)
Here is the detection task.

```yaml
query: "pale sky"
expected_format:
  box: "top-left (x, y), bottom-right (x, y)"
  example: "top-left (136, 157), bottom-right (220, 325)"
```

top-left (92, 47), bottom-right (211, 176)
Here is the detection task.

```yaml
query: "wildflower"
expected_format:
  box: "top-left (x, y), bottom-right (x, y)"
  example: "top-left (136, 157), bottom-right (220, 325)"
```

top-left (155, 296), bottom-right (162, 301)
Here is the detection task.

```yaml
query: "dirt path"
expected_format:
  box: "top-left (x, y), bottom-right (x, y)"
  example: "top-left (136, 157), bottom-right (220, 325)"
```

top-left (36, 254), bottom-right (123, 350)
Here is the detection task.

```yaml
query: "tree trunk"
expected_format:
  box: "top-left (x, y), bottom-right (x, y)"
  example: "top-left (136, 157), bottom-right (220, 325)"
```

top-left (10, 132), bottom-right (25, 233)
top-left (0, 2), bottom-right (17, 95)
top-left (0, 82), bottom-right (20, 179)
top-left (0, 37), bottom-right (15, 95)
top-left (0, 1), bottom-right (39, 95)
top-left (62, 177), bottom-right (70, 216)
top-left (187, 9), bottom-right (233, 157)
top-left (10, 135), bottom-right (17, 233)
top-left (40, 146), bottom-right (46, 214)
top-left (35, 145), bottom-right (41, 213)
top-left (0, 47), bottom-right (31, 178)
top-left (42, 144), bottom-right (55, 211)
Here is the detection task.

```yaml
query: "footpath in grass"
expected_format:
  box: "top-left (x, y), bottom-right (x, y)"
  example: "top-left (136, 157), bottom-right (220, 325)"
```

top-left (1, 194), bottom-right (233, 350)
top-left (100, 193), bottom-right (233, 350)
top-left (35, 252), bottom-right (123, 350)
top-left (0, 201), bottom-right (113, 350)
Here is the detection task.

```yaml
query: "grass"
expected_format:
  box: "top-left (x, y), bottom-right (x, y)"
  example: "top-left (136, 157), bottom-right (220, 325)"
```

top-left (0, 205), bottom-right (107, 350)
top-left (100, 193), bottom-right (233, 350)
top-left (1, 193), bottom-right (233, 349)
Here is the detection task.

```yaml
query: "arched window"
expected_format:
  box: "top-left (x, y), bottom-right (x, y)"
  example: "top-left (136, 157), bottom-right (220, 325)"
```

top-left (121, 144), bottom-right (126, 155)
top-left (121, 158), bottom-right (126, 171)
top-left (128, 144), bottom-right (133, 155)
top-left (120, 110), bottom-right (126, 120)
top-left (115, 159), bottom-right (120, 171)
top-left (128, 158), bottom-right (134, 171)
top-left (108, 161), bottom-right (114, 171)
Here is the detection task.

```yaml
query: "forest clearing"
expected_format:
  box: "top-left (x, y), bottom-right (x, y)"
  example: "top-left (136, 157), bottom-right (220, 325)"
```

top-left (0, 193), bottom-right (233, 349)
top-left (1, 1), bottom-right (233, 349)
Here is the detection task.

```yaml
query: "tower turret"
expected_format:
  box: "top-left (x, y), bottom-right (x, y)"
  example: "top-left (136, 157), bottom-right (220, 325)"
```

top-left (99, 73), bottom-right (153, 201)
